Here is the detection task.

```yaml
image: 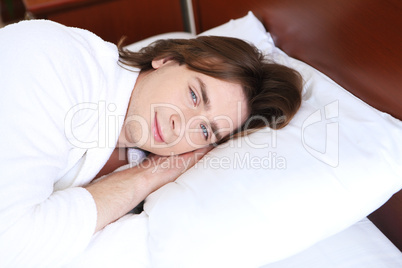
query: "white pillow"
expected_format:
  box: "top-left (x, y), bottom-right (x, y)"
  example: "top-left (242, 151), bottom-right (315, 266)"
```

top-left (143, 12), bottom-right (402, 268)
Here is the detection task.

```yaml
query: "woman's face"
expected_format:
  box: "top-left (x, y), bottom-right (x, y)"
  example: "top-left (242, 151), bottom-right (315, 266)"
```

top-left (119, 59), bottom-right (248, 156)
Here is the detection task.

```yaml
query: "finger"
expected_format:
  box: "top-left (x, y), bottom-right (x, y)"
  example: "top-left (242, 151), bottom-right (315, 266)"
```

top-left (182, 146), bottom-right (213, 162)
top-left (174, 146), bottom-right (213, 173)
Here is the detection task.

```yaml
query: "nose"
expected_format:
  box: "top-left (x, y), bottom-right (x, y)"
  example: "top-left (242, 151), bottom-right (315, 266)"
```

top-left (170, 113), bottom-right (182, 138)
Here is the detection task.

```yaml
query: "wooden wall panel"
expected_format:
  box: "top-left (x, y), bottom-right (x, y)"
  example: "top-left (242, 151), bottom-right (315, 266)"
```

top-left (1, 0), bottom-right (26, 23)
top-left (24, 0), bottom-right (185, 44)
top-left (368, 192), bottom-right (402, 251)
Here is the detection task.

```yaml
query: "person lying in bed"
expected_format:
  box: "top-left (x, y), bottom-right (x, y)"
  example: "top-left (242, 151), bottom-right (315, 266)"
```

top-left (0, 20), bottom-right (301, 266)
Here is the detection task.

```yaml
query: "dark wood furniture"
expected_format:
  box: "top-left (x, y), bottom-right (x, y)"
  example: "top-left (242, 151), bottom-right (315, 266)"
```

top-left (1, 0), bottom-right (26, 23)
top-left (22, 0), bottom-right (185, 44)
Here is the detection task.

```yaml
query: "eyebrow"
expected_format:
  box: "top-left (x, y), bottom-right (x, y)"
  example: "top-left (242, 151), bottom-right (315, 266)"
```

top-left (211, 121), bottom-right (222, 141)
top-left (196, 77), bottom-right (211, 110)
top-left (196, 77), bottom-right (222, 141)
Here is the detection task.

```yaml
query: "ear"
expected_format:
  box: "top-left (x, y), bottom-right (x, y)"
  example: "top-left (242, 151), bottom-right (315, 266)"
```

top-left (151, 58), bottom-right (165, 69)
top-left (151, 57), bottom-right (174, 69)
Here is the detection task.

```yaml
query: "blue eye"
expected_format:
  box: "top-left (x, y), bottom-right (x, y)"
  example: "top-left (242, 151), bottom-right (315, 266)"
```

top-left (190, 89), bottom-right (197, 105)
top-left (200, 124), bottom-right (209, 140)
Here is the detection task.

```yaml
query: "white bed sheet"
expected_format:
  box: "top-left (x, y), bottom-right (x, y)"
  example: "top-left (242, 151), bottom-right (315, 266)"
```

top-left (63, 212), bottom-right (150, 268)
top-left (65, 215), bottom-right (402, 268)
top-left (261, 218), bottom-right (402, 268)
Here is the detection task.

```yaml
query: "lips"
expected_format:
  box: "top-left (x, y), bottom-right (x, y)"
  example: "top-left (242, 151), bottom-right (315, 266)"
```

top-left (153, 112), bottom-right (165, 143)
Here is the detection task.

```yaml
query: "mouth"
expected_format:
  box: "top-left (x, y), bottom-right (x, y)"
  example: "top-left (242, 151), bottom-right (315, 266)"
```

top-left (153, 112), bottom-right (165, 143)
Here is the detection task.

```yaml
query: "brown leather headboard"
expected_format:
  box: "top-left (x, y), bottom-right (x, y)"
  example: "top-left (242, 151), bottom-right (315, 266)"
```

top-left (192, 0), bottom-right (402, 249)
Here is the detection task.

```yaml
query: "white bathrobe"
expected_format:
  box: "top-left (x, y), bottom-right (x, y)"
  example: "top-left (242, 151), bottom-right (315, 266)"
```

top-left (0, 20), bottom-right (138, 267)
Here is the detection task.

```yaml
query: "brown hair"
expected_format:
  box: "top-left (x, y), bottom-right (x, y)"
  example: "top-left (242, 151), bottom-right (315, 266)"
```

top-left (118, 36), bottom-right (302, 144)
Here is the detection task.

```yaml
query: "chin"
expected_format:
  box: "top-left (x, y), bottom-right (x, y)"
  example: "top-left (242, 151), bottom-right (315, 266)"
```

top-left (147, 146), bottom-right (193, 156)
top-left (140, 146), bottom-right (178, 156)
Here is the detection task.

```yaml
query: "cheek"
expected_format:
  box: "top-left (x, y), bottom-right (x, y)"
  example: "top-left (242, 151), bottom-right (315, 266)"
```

top-left (135, 81), bottom-right (175, 109)
top-left (183, 122), bottom-right (206, 148)
top-left (125, 115), bottom-right (151, 145)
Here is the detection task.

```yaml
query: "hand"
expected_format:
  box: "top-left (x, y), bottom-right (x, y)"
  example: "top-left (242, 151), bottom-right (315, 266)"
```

top-left (139, 146), bottom-right (212, 190)
top-left (85, 146), bottom-right (212, 232)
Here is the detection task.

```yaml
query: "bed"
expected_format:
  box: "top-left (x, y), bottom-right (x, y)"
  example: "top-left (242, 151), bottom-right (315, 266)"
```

top-left (60, 0), bottom-right (402, 267)
top-left (190, 0), bottom-right (402, 250)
